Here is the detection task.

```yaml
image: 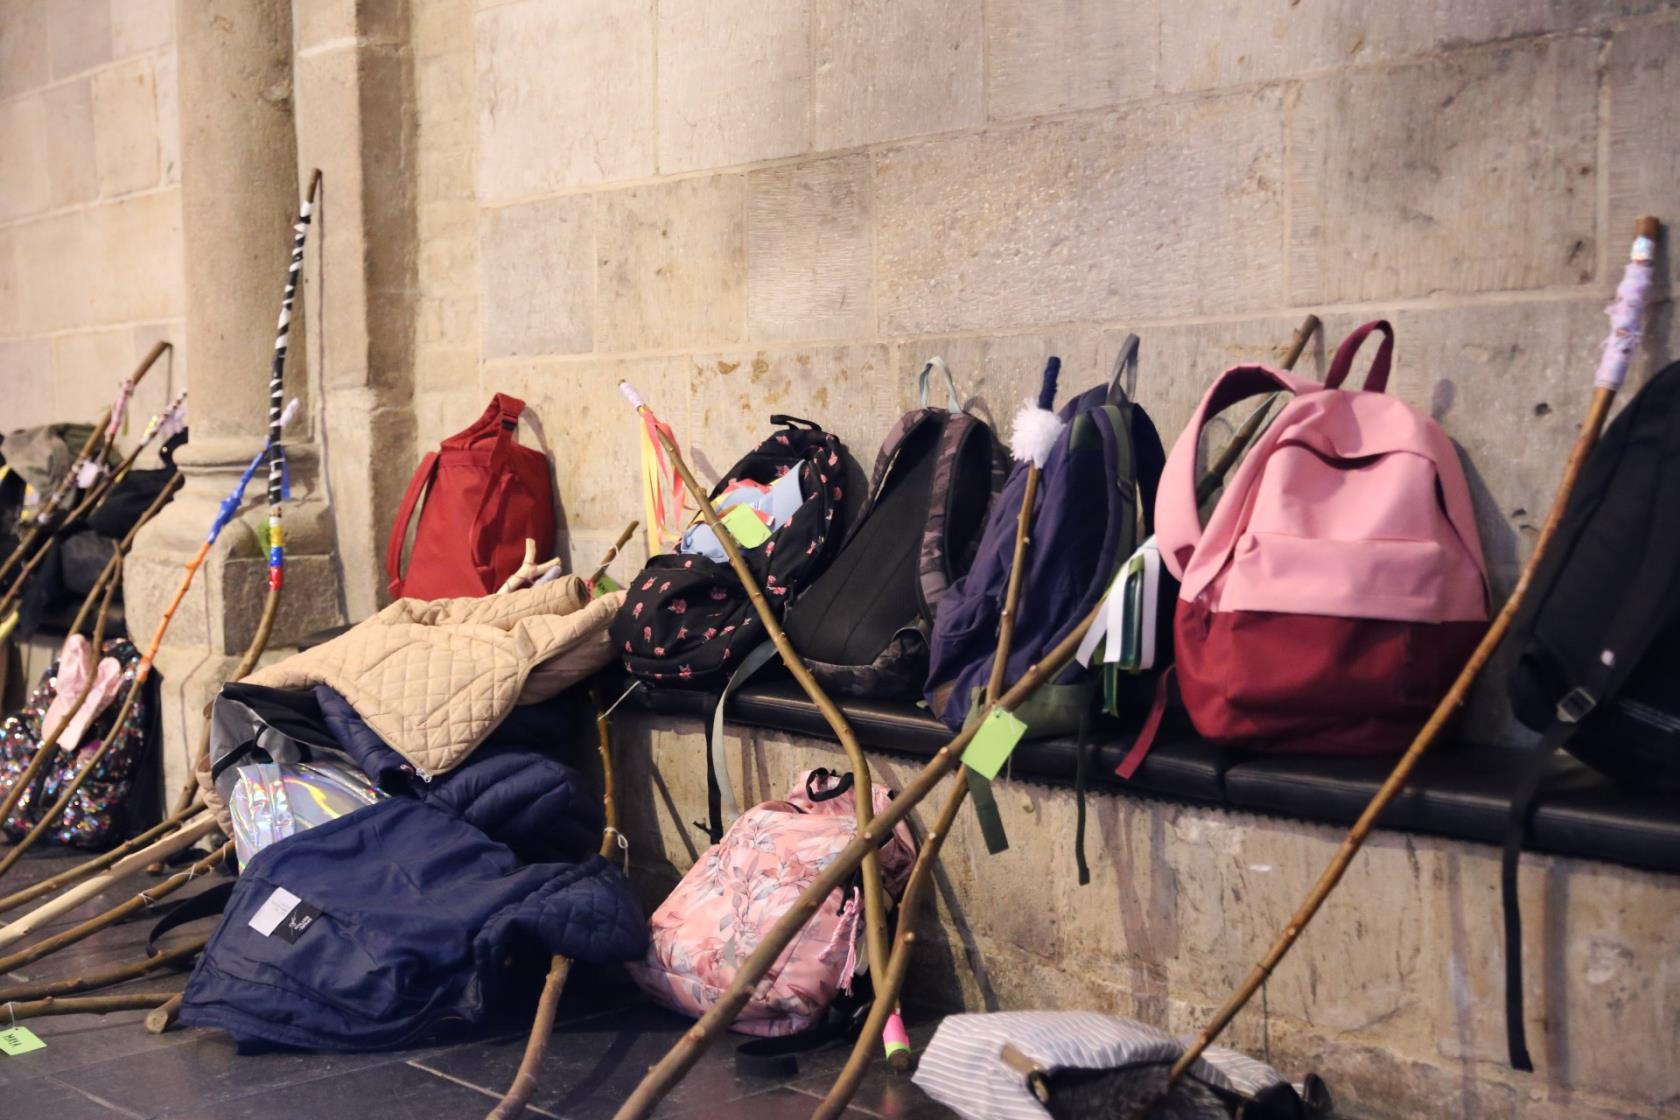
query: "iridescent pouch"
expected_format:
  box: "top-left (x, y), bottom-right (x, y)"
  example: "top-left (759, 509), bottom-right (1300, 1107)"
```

top-left (229, 760), bottom-right (384, 869)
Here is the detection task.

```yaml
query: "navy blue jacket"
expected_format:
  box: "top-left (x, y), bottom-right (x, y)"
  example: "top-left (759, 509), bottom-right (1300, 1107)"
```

top-left (314, 685), bottom-right (602, 863)
top-left (181, 684), bottom-right (644, 1052)
top-left (180, 796), bottom-right (646, 1051)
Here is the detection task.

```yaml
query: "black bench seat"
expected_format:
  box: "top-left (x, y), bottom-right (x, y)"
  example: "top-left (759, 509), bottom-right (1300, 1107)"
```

top-left (626, 675), bottom-right (1680, 876)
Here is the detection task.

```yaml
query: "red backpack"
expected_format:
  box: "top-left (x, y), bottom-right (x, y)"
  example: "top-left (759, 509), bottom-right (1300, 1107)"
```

top-left (384, 394), bottom-right (555, 601)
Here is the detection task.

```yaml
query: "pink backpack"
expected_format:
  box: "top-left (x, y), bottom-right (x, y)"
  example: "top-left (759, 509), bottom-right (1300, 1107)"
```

top-left (628, 770), bottom-right (916, 1037)
top-left (1153, 322), bottom-right (1489, 754)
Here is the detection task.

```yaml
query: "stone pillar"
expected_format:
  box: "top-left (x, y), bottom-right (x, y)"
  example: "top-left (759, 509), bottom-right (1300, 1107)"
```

top-left (291, 0), bottom-right (419, 620)
top-left (127, 0), bottom-right (346, 803)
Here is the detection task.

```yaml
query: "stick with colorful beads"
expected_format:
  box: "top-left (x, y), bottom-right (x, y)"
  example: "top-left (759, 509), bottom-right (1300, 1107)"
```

top-left (164, 170), bottom-right (320, 819)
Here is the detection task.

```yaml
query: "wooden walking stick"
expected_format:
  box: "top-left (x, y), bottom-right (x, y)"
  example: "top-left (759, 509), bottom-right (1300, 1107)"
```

top-left (0, 459), bottom-right (249, 883)
top-left (0, 934), bottom-right (206, 1003)
top-left (145, 992), bottom-right (184, 1034)
top-left (0, 472), bottom-right (182, 837)
top-left (1195, 316), bottom-right (1321, 507)
top-left (590, 520), bottom-right (639, 587)
top-left (0, 342), bottom-right (172, 601)
top-left (0, 391), bottom-right (188, 627)
top-left (1, 992), bottom-right (178, 1024)
top-left (484, 530), bottom-right (636, 1120)
top-left (813, 360), bottom-right (1067, 1117)
top-left (613, 314), bottom-right (1347, 1119)
top-left (163, 170), bottom-right (321, 821)
top-left (0, 799), bottom-right (203, 917)
top-left (0, 341), bottom-right (171, 591)
top-left (0, 841), bottom-right (230, 976)
top-left (1157, 218), bottom-right (1662, 1101)
top-left (613, 602), bottom-right (1104, 1120)
top-left (0, 814), bottom-right (216, 949)
top-left (617, 382), bottom-right (895, 1054)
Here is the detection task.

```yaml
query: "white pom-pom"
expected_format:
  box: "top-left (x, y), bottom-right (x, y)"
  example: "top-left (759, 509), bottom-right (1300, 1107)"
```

top-left (619, 381), bottom-right (645, 410)
top-left (1010, 400), bottom-right (1065, 468)
top-left (75, 461), bottom-right (105, 489)
top-left (279, 398), bottom-right (301, 429)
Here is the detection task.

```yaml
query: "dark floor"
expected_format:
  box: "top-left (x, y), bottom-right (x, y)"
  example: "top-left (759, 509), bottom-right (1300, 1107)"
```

top-left (1, 848), bottom-right (958, 1120)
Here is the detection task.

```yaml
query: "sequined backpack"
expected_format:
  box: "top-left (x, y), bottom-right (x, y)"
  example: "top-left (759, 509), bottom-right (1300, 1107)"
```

top-left (0, 637), bottom-right (150, 848)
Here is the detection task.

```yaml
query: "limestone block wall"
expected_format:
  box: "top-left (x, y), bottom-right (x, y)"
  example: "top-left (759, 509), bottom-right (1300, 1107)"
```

top-left (0, 0), bottom-right (185, 457)
top-left (406, 0), bottom-right (1680, 743)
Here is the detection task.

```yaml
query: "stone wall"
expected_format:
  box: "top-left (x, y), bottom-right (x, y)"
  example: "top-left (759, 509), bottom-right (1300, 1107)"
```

top-left (0, 0), bottom-right (184, 457)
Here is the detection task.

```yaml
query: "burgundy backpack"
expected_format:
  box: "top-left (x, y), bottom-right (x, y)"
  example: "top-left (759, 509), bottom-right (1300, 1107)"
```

top-left (384, 393), bottom-right (555, 601)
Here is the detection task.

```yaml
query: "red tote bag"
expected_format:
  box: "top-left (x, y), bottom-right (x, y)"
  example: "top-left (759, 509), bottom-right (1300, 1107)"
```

top-left (384, 393), bottom-right (556, 601)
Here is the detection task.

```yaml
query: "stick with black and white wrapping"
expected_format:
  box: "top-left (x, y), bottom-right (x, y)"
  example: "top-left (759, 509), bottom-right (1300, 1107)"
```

top-left (265, 169), bottom-right (320, 597)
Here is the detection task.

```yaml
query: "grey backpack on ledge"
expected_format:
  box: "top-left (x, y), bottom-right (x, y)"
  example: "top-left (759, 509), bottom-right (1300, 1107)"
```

top-left (784, 358), bottom-right (1006, 698)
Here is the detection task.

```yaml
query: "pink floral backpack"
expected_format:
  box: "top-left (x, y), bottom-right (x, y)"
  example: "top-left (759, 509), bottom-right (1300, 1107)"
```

top-left (629, 769), bottom-right (916, 1037)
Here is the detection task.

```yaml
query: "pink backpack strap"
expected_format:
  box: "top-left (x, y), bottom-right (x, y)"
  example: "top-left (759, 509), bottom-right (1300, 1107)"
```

top-left (1325, 320), bottom-right (1394, 393)
top-left (1156, 363), bottom-right (1319, 581)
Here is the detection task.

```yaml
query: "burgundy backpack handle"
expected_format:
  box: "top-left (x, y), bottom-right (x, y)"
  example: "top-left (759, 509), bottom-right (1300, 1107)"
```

top-left (1325, 320), bottom-right (1394, 393)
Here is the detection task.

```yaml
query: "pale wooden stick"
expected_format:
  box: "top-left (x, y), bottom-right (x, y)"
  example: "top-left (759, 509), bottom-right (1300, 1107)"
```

top-left (145, 992), bottom-right (184, 1034)
top-left (815, 463), bottom-right (1043, 1117)
top-left (0, 842), bottom-right (230, 975)
top-left (169, 585), bottom-right (283, 818)
top-left (485, 955), bottom-right (572, 1120)
top-left (0, 800), bottom-right (203, 917)
top-left (589, 521), bottom-right (639, 586)
top-left (0, 814), bottom-right (215, 949)
top-left (1166, 389), bottom-right (1618, 1091)
top-left (649, 423), bottom-right (894, 1039)
top-left (0, 934), bottom-right (206, 1002)
top-left (612, 604), bottom-right (1101, 1120)
top-left (2, 991), bottom-right (176, 1023)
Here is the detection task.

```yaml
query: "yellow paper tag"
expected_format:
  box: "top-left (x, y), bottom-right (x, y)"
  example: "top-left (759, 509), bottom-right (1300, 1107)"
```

top-left (963, 708), bottom-right (1028, 780)
top-left (719, 504), bottom-right (772, 549)
top-left (0, 1026), bottom-right (45, 1055)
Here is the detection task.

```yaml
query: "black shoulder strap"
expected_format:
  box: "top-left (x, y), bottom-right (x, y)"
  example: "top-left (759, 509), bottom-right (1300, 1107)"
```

top-left (148, 880), bottom-right (236, 954)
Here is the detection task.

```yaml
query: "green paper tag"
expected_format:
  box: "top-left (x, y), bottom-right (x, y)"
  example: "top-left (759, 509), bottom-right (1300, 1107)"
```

top-left (963, 708), bottom-right (1029, 780)
top-left (0, 1026), bottom-right (45, 1055)
top-left (719, 504), bottom-right (772, 549)
top-left (591, 572), bottom-right (622, 598)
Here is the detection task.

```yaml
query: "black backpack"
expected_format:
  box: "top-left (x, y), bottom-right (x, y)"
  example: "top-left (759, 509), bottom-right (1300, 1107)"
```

top-left (1501, 358), bottom-right (1680, 1071)
top-left (611, 416), bottom-right (853, 688)
top-left (784, 359), bottom-right (1007, 698)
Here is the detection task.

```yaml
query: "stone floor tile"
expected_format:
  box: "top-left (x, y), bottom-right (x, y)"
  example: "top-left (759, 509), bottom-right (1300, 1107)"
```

top-left (158, 1057), bottom-right (508, 1120)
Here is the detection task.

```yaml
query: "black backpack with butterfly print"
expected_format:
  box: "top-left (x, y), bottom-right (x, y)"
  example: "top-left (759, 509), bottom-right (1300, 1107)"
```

top-left (612, 416), bottom-right (854, 688)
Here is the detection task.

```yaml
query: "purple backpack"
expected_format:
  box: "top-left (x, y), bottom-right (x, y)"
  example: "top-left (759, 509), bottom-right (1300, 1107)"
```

top-left (924, 340), bottom-right (1165, 734)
